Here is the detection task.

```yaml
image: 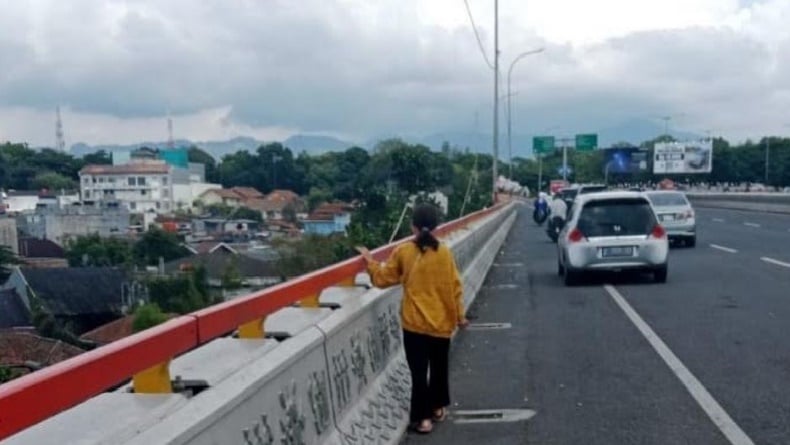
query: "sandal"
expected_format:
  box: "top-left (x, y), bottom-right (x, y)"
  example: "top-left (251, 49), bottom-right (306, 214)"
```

top-left (432, 408), bottom-right (448, 422)
top-left (415, 419), bottom-right (433, 434)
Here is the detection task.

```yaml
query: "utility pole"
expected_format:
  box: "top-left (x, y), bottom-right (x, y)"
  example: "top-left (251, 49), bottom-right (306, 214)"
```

top-left (557, 137), bottom-right (574, 182)
top-left (492, 0), bottom-right (499, 203)
top-left (765, 137), bottom-right (770, 186)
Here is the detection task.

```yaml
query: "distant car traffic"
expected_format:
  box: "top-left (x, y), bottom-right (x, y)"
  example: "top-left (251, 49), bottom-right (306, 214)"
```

top-left (644, 191), bottom-right (696, 247)
top-left (556, 184), bottom-right (608, 208)
top-left (557, 191), bottom-right (669, 285)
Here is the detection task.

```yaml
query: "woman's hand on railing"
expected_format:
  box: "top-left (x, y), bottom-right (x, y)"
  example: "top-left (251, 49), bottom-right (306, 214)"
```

top-left (355, 246), bottom-right (374, 264)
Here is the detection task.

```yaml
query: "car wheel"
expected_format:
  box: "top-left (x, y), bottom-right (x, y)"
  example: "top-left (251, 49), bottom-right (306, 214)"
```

top-left (653, 265), bottom-right (668, 283)
top-left (687, 236), bottom-right (696, 248)
top-left (564, 269), bottom-right (580, 286)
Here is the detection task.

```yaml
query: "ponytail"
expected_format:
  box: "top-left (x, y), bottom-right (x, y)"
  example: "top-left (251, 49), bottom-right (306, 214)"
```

top-left (412, 203), bottom-right (440, 252)
top-left (415, 226), bottom-right (439, 252)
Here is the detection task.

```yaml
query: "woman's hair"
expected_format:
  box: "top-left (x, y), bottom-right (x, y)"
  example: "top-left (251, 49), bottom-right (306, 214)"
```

top-left (412, 203), bottom-right (440, 252)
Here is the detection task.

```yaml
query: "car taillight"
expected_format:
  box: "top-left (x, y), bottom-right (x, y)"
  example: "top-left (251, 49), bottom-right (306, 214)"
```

top-left (686, 210), bottom-right (694, 219)
top-left (568, 228), bottom-right (585, 243)
top-left (650, 225), bottom-right (667, 239)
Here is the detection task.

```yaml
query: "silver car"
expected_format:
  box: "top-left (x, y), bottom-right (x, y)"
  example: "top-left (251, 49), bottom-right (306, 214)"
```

top-left (644, 191), bottom-right (696, 247)
top-left (557, 191), bottom-right (669, 285)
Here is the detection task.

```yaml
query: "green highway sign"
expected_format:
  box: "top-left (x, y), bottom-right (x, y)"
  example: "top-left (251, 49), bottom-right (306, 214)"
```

top-left (575, 133), bottom-right (598, 151)
top-left (533, 136), bottom-right (555, 154)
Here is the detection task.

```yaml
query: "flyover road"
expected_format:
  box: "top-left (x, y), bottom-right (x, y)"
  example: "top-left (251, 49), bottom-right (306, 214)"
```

top-left (404, 206), bottom-right (790, 445)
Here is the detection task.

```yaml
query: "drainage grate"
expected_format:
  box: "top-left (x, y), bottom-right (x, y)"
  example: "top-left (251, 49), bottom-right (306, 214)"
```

top-left (453, 409), bottom-right (537, 424)
top-left (467, 322), bottom-right (512, 330)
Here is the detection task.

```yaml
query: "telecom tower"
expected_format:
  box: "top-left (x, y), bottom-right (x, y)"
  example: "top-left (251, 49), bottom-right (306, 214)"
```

top-left (167, 113), bottom-right (174, 149)
top-left (55, 106), bottom-right (66, 151)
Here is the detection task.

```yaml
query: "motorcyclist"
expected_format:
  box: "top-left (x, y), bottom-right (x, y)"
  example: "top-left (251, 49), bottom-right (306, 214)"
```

top-left (533, 192), bottom-right (549, 224)
top-left (547, 193), bottom-right (568, 238)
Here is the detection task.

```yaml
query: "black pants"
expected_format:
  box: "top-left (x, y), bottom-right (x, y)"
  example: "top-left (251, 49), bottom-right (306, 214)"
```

top-left (403, 329), bottom-right (451, 423)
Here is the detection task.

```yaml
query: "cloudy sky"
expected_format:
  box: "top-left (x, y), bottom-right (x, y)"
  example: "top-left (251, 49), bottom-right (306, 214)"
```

top-left (0, 0), bottom-right (788, 147)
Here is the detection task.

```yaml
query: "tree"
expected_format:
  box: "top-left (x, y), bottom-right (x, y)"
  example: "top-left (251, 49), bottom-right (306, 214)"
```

top-left (0, 245), bottom-right (21, 281)
top-left (147, 267), bottom-right (214, 314)
top-left (133, 227), bottom-right (190, 266)
top-left (31, 171), bottom-right (77, 191)
top-left (65, 234), bottom-right (133, 267)
top-left (188, 146), bottom-right (219, 183)
top-left (220, 257), bottom-right (243, 290)
top-left (82, 150), bottom-right (112, 165)
top-left (132, 303), bottom-right (170, 333)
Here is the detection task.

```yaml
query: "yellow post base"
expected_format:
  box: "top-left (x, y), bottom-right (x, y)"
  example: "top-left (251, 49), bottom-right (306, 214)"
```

top-left (238, 317), bottom-right (266, 339)
top-left (337, 276), bottom-right (356, 287)
top-left (299, 294), bottom-right (320, 308)
top-left (132, 360), bottom-right (172, 393)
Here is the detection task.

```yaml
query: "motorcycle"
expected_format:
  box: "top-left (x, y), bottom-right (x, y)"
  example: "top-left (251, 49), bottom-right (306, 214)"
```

top-left (533, 207), bottom-right (548, 225)
top-left (546, 215), bottom-right (564, 243)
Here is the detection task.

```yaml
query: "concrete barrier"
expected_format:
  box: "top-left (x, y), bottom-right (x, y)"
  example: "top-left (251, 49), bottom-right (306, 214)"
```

top-left (5, 203), bottom-right (518, 445)
top-left (686, 192), bottom-right (790, 214)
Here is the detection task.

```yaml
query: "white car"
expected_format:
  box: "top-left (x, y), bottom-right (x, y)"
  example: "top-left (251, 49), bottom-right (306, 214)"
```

top-left (557, 191), bottom-right (670, 285)
top-left (644, 191), bottom-right (696, 247)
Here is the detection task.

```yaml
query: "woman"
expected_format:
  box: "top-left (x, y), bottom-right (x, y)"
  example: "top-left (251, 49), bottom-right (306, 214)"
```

top-left (356, 203), bottom-right (469, 434)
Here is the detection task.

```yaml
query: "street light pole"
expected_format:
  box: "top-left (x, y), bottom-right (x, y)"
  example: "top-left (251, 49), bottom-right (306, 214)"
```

top-left (507, 48), bottom-right (545, 179)
top-left (492, 0), bottom-right (499, 203)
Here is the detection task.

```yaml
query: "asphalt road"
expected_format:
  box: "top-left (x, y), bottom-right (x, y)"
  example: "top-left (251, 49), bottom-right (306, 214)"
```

top-left (404, 205), bottom-right (790, 445)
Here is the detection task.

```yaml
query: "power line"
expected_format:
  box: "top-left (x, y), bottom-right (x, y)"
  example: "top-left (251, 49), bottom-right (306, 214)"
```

top-left (462, 0), bottom-right (495, 70)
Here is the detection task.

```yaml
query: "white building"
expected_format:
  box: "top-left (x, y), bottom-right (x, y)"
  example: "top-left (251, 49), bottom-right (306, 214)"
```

top-left (80, 162), bottom-right (174, 213)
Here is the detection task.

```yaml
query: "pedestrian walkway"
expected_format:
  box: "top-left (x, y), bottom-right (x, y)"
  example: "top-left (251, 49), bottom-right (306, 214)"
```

top-left (402, 206), bottom-right (534, 444)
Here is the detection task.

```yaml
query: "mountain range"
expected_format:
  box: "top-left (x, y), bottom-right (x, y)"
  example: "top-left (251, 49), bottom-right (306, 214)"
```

top-left (68, 119), bottom-right (702, 160)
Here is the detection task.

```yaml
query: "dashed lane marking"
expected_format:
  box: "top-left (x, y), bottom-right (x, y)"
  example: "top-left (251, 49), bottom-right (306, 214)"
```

top-left (761, 257), bottom-right (790, 269)
top-left (710, 244), bottom-right (738, 254)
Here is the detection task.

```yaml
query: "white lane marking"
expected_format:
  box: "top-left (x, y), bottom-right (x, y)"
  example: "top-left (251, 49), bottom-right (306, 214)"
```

top-left (710, 244), bottom-right (738, 254)
top-left (743, 222), bottom-right (760, 228)
top-left (761, 257), bottom-right (790, 269)
top-left (712, 218), bottom-right (725, 223)
top-left (603, 285), bottom-right (755, 445)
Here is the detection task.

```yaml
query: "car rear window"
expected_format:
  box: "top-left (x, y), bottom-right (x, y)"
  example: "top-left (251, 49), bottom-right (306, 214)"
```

top-left (578, 198), bottom-right (656, 237)
top-left (647, 193), bottom-right (688, 206)
top-left (579, 186), bottom-right (607, 194)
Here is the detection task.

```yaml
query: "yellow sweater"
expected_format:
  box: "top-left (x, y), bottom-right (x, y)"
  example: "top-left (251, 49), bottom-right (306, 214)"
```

top-left (368, 242), bottom-right (464, 338)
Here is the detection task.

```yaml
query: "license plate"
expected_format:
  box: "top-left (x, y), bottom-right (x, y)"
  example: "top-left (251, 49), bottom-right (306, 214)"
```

top-left (660, 214), bottom-right (674, 221)
top-left (602, 246), bottom-right (634, 257)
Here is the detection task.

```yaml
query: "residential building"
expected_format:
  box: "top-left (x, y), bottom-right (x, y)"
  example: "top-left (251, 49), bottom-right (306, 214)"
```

top-left (0, 289), bottom-right (31, 328)
top-left (248, 189), bottom-right (303, 221)
top-left (197, 188), bottom-right (244, 208)
top-left (16, 201), bottom-right (130, 246)
top-left (0, 330), bottom-right (84, 376)
top-left (165, 244), bottom-right (281, 294)
top-left (80, 162), bottom-right (174, 213)
top-left (302, 202), bottom-right (354, 236)
top-left (231, 187), bottom-right (265, 201)
top-left (79, 312), bottom-right (178, 346)
top-left (1, 191), bottom-right (40, 213)
top-left (2, 267), bottom-right (139, 335)
top-left (17, 238), bottom-right (68, 268)
top-left (0, 217), bottom-right (18, 254)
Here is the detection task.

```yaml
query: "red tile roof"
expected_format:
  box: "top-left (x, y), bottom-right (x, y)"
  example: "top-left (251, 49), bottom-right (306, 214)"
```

top-left (307, 202), bottom-right (353, 221)
top-left (0, 330), bottom-right (84, 368)
top-left (201, 189), bottom-right (243, 200)
top-left (79, 313), bottom-right (178, 346)
top-left (80, 163), bottom-right (170, 175)
top-left (231, 187), bottom-right (265, 200)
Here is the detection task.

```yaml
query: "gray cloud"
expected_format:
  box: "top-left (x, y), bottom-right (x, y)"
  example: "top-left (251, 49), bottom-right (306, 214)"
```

top-left (0, 0), bottom-right (788, 144)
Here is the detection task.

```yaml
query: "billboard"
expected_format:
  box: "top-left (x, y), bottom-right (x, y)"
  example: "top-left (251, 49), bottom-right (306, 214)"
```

top-left (653, 140), bottom-right (713, 174)
top-left (603, 147), bottom-right (649, 174)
